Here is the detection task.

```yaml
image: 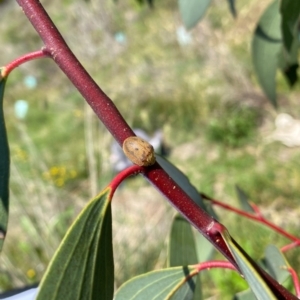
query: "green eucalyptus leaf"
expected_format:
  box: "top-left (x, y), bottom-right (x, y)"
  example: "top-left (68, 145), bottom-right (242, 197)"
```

top-left (168, 214), bottom-right (198, 267)
top-left (233, 289), bottom-right (256, 300)
top-left (263, 245), bottom-right (290, 284)
top-left (282, 62), bottom-right (298, 87)
top-left (36, 188), bottom-right (114, 300)
top-left (156, 155), bottom-right (206, 211)
top-left (0, 70), bottom-right (9, 252)
top-left (195, 232), bottom-right (215, 263)
top-left (222, 231), bottom-right (296, 299)
top-left (167, 208), bottom-right (215, 265)
top-left (280, 0), bottom-right (300, 53)
top-left (278, 33), bottom-right (299, 87)
top-left (235, 185), bottom-right (254, 213)
top-left (234, 245), bottom-right (292, 299)
top-left (278, 0), bottom-right (300, 87)
top-left (252, 0), bottom-right (282, 106)
top-left (226, 241), bottom-right (276, 299)
top-left (227, 0), bottom-right (237, 18)
top-left (135, 0), bottom-right (153, 8)
top-left (178, 0), bottom-right (211, 30)
top-left (115, 266), bottom-right (199, 300)
top-left (168, 214), bottom-right (202, 300)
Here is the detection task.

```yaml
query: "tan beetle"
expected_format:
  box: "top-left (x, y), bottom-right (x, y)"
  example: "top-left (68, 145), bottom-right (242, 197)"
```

top-left (122, 136), bottom-right (156, 167)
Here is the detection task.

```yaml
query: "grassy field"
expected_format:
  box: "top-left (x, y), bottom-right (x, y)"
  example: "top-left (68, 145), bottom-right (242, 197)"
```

top-left (1, 0), bottom-right (300, 298)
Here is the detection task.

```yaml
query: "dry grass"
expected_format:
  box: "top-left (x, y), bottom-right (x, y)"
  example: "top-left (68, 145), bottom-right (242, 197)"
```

top-left (112, 184), bottom-right (174, 286)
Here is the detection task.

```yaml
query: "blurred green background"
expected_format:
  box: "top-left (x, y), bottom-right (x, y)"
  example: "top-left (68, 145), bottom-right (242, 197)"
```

top-left (1, 0), bottom-right (300, 298)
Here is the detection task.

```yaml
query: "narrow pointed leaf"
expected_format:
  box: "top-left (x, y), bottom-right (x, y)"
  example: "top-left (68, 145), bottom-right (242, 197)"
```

top-left (192, 277), bottom-right (202, 300)
top-left (194, 233), bottom-right (215, 263)
top-left (233, 289), bottom-right (256, 300)
top-left (168, 214), bottom-right (198, 267)
top-left (282, 62), bottom-right (299, 87)
top-left (234, 245), bottom-right (292, 299)
top-left (278, 0), bottom-right (300, 87)
top-left (235, 185), bottom-right (254, 213)
top-left (252, 0), bottom-right (282, 106)
top-left (221, 230), bottom-right (297, 299)
top-left (115, 266), bottom-right (199, 300)
top-left (280, 0), bottom-right (300, 53)
top-left (168, 214), bottom-right (202, 299)
top-left (146, 0), bottom-right (153, 8)
top-left (227, 243), bottom-right (277, 299)
top-left (227, 0), bottom-right (237, 18)
top-left (156, 155), bottom-right (206, 211)
top-left (178, 0), bottom-right (211, 30)
top-left (36, 188), bottom-right (114, 300)
top-left (168, 214), bottom-right (213, 299)
top-left (0, 69), bottom-right (9, 252)
top-left (263, 245), bottom-right (290, 284)
top-left (203, 200), bottom-right (219, 220)
top-left (278, 35), bottom-right (299, 87)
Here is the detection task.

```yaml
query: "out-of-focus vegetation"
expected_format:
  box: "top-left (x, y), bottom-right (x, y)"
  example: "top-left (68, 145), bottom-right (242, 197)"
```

top-left (1, 0), bottom-right (300, 298)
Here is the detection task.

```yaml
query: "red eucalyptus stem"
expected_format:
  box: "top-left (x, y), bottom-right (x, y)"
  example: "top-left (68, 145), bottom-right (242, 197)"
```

top-left (288, 267), bottom-right (300, 297)
top-left (195, 260), bottom-right (236, 272)
top-left (281, 241), bottom-right (300, 253)
top-left (182, 261), bottom-right (237, 285)
top-left (109, 165), bottom-right (142, 197)
top-left (2, 50), bottom-right (46, 77)
top-left (15, 1), bottom-right (298, 298)
top-left (201, 193), bottom-right (300, 246)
